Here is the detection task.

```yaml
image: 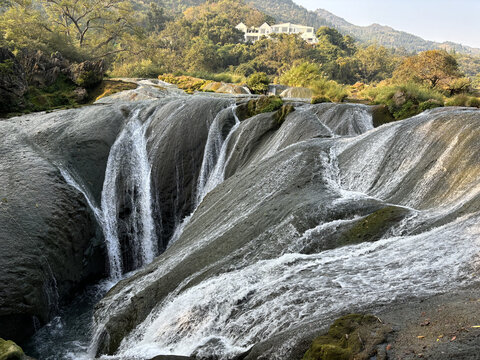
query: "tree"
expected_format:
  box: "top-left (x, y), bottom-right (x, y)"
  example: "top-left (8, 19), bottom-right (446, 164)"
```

top-left (353, 44), bottom-right (399, 83)
top-left (41, 0), bottom-right (136, 50)
top-left (393, 50), bottom-right (465, 90)
top-left (278, 62), bottom-right (322, 87)
top-left (247, 72), bottom-right (269, 94)
top-left (0, 0), bottom-right (139, 59)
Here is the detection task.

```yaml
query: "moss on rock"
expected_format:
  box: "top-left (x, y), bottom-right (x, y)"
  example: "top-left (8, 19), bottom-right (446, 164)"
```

top-left (0, 338), bottom-right (24, 360)
top-left (236, 96), bottom-right (294, 125)
top-left (338, 205), bottom-right (410, 247)
top-left (371, 105), bottom-right (395, 127)
top-left (274, 104), bottom-right (295, 125)
top-left (303, 314), bottom-right (392, 360)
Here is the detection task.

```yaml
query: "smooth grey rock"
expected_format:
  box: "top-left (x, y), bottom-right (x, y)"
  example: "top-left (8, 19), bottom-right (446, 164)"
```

top-left (0, 103), bottom-right (129, 342)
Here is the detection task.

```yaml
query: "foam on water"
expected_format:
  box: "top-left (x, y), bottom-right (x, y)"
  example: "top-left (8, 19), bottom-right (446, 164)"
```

top-left (114, 213), bottom-right (479, 359)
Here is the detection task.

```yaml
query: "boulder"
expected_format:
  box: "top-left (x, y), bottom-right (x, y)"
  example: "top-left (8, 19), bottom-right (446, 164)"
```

top-left (0, 48), bottom-right (27, 114)
top-left (202, 82), bottom-right (251, 94)
top-left (280, 86), bottom-right (314, 99)
top-left (73, 87), bottom-right (88, 103)
top-left (69, 60), bottom-right (105, 88)
top-left (0, 338), bottom-right (25, 360)
top-left (392, 90), bottom-right (407, 107)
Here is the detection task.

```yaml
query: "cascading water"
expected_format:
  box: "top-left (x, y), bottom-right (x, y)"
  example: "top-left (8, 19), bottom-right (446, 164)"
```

top-left (58, 106), bottom-right (158, 280)
top-left (170, 104), bottom-right (240, 245)
top-left (16, 91), bottom-right (480, 360)
top-left (101, 107), bottom-right (158, 279)
top-left (196, 105), bottom-right (241, 205)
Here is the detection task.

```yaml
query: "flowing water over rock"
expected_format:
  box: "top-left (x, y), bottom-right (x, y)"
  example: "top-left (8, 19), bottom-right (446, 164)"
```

top-left (1, 89), bottom-right (479, 360)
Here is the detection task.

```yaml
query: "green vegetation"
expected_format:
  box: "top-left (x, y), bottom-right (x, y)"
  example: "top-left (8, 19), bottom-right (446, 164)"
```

top-left (0, 338), bottom-right (24, 360)
top-left (247, 72), bottom-right (269, 94)
top-left (363, 82), bottom-right (444, 120)
top-left (338, 206), bottom-right (410, 246)
top-left (0, 0), bottom-right (479, 118)
top-left (303, 314), bottom-right (392, 360)
top-left (393, 50), bottom-right (471, 95)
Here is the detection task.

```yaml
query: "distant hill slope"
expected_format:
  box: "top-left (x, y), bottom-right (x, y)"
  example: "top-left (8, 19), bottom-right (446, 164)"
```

top-left (154, 0), bottom-right (479, 55)
top-left (244, 0), bottom-right (480, 55)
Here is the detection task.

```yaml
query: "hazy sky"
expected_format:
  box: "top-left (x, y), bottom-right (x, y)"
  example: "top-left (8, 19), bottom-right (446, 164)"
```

top-left (293, 0), bottom-right (480, 48)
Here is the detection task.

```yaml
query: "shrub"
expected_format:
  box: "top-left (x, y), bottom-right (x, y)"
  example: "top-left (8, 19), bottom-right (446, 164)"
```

top-left (311, 95), bottom-right (331, 104)
top-left (419, 99), bottom-right (443, 112)
top-left (235, 63), bottom-right (256, 77)
top-left (279, 62), bottom-right (323, 88)
top-left (310, 78), bottom-right (348, 102)
top-left (247, 72), bottom-right (269, 94)
top-left (445, 94), bottom-right (480, 108)
top-left (363, 82), bottom-right (444, 119)
top-left (110, 60), bottom-right (163, 78)
top-left (467, 97), bottom-right (480, 108)
top-left (445, 94), bottom-right (470, 107)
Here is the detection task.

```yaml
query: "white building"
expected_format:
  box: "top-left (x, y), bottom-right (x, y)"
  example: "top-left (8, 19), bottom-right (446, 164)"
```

top-left (235, 22), bottom-right (318, 44)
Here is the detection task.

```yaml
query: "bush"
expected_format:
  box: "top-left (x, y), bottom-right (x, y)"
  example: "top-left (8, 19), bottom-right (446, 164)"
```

top-left (311, 95), bottom-right (331, 104)
top-left (110, 60), bottom-right (164, 78)
top-left (418, 99), bottom-right (443, 112)
top-left (235, 63), bottom-right (256, 77)
top-left (363, 82), bottom-right (444, 119)
top-left (279, 62), bottom-right (323, 88)
top-left (445, 94), bottom-right (480, 108)
top-left (247, 72), bottom-right (269, 94)
top-left (468, 97), bottom-right (480, 108)
top-left (310, 78), bottom-right (348, 102)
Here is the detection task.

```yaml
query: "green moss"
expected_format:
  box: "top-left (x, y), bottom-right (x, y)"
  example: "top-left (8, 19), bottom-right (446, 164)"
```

top-left (0, 59), bottom-right (14, 75)
top-left (0, 338), bottom-right (24, 360)
top-left (311, 96), bottom-right (331, 104)
top-left (338, 206), bottom-right (410, 247)
top-left (303, 314), bottom-right (391, 360)
top-left (371, 105), bottom-right (395, 127)
top-left (274, 104), bottom-right (295, 125)
top-left (25, 74), bottom-right (77, 112)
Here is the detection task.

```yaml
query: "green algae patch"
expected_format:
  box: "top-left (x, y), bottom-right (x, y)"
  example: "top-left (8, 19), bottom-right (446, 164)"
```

top-left (338, 205), bottom-right (410, 247)
top-left (303, 314), bottom-right (392, 360)
top-left (0, 338), bottom-right (24, 360)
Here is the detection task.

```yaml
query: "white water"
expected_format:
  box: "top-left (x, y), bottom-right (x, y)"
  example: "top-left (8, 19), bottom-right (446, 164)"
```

top-left (99, 107), bottom-right (480, 359)
top-left (196, 104), bottom-right (240, 206)
top-left (170, 105), bottom-right (240, 245)
top-left (101, 107), bottom-right (158, 280)
top-left (59, 106), bottom-right (158, 281)
top-left (50, 103), bottom-right (480, 360)
top-left (115, 214), bottom-right (479, 359)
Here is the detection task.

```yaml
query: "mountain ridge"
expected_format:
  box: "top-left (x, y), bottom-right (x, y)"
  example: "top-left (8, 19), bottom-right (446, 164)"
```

top-left (242, 0), bottom-right (480, 55)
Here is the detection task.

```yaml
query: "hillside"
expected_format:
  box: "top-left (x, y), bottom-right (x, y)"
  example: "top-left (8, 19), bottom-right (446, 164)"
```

top-left (240, 0), bottom-right (480, 55)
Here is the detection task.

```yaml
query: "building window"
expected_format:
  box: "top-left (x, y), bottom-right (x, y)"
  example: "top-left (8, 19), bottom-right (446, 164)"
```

top-left (282, 27), bottom-right (288, 32)
top-left (307, 28), bottom-right (313, 33)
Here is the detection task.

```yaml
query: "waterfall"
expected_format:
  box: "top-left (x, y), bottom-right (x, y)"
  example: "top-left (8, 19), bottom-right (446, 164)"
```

top-left (59, 106), bottom-right (158, 281)
top-left (169, 105), bottom-right (240, 246)
top-left (101, 107), bottom-right (158, 280)
top-left (196, 105), bottom-right (241, 206)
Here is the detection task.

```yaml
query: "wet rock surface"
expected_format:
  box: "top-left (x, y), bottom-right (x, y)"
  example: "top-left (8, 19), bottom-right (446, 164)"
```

top-left (1, 88), bottom-right (479, 360)
top-left (91, 104), bottom-right (480, 359)
top-left (0, 104), bottom-right (129, 342)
